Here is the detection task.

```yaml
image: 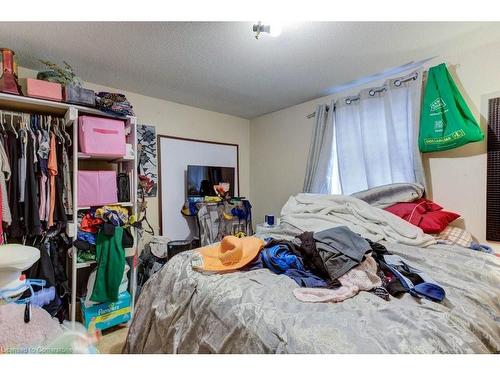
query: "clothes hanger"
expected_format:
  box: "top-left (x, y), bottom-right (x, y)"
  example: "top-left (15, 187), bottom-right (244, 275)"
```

top-left (24, 114), bottom-right (33, 136)
top-left (19, 114), bottom-right (28, 144)
top-left (0, 111), bottom-right (5, 133)
top-left (30, 114), bottom-right (38, 135)
top-left (55, 118), bottom-right (65, 144)
top-left (62, 119), bottom-right (72, 146)
top-left (9, 113), bottom-right (18, 138)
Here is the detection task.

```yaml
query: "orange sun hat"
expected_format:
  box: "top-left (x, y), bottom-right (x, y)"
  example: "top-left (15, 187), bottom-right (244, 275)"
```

top-left (192, 235), bottom-right (264, 272)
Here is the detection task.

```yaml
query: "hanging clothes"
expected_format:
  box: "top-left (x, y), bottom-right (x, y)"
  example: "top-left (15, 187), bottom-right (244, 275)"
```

top-left (48, 133), bottom-right (57, 228)
top-left (6, 130), bottom-right (22, 238)
top-left (52, 140), bottom-right (67, 227)
top-left (0, 111), bottom-right (73, 319)
top-left (23, 132), bottom-right (42, 236)
top-left (62, 146), bottom-right (73, 215)
top-left (38, 129), bottom-right (50, 222)
top-left (90, 226), bottom-right (126, 303)
top-left (0, 140), bottom-right (12, 225)
top-left (0, 112), bottom-right (72, 238)
top-left (18, 128), bottom-right (27, 204)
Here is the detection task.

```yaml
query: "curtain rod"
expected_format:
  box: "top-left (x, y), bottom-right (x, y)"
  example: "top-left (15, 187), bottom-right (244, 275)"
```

top-left (306, 70), bottom-right (421, 119)
top-left (306, 105), bottom-right (329, 119)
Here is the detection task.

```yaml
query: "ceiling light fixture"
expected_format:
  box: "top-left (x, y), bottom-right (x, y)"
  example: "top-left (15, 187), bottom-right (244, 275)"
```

top-left (253, 21), bottom-right (282, 39)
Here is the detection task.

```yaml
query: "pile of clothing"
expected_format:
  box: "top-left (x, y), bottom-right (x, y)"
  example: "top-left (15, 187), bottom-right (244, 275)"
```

top-left (182, 198), bottom-right (253, 246)
top-left (192, 226), bottom-right (445, 304)
top-left (95, 92), bottom-right (135, 117)
top-left (73, 205), bottom-right (133, 303)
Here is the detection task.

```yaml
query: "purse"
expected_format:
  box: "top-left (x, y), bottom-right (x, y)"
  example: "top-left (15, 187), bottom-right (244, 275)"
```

top-left (122, 227), bottom-right (134, 248)
top-left (117, 173), bottom-right (130, 202)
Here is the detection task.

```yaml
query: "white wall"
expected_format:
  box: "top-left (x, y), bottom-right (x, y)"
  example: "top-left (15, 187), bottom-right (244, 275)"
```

top-left (250, 35), bottom-right (500, 250)
top-left (19, 67), bottom-right (251, 245)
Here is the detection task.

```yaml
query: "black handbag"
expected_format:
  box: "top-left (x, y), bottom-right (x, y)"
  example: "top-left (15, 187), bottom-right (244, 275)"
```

top-left (122, 227), bottom-right (134, 248)
top-left (117, 173), bottom-right (130, 202)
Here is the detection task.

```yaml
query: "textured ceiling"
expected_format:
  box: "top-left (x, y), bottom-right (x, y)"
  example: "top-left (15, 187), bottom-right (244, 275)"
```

top-left (0, 22), bottom-right (499, 118)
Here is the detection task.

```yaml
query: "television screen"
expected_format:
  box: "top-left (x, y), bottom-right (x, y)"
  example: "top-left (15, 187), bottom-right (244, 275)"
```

top-left (187, 165), bottom-right (235, 197)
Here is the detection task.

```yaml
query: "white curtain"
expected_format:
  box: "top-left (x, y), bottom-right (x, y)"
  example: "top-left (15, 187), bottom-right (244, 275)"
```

top-left (303, 102), bottom-right (341, 194)
top-left (334, 70), bottom-right (425, 194)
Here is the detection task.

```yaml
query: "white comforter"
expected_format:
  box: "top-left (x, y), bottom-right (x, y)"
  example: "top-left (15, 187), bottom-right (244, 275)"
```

top-left (280, 193), bottom-right (435, 247)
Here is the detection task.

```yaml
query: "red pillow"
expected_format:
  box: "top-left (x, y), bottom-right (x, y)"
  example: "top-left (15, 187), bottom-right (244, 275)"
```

top-left (385, 199), bottom-right (431, 226)
top-left (385, 198), bottom-right (459, 233)
top-left (385, 201), bottom-right (424, 220)
top-left (421, 199), bottom-right (443, 212)
top-left (419, 210), bottom-right (460, 234)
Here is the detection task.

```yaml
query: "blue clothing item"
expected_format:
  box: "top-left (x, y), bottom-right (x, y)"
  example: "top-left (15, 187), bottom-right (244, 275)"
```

top-left (231, 207), bottom-right (246, 220)
top-left (242, 200), bottom-right (252, 221)
top-left (261, 244), bottom-right (304, 274)
top-left (284, 269), bottom-right (327, 288)
top-left (382, 254), bottom-right (445, 302)
top-left (470, 242), bottom-right (494, 254)
top-left (243, 253), bottom-right (264, 271)
top-left (77, 230), bottom-right (97, 245)
top-left (260, 244), bottom-right (327, 288)
top-left (188, 201), bottom-right (198, 215)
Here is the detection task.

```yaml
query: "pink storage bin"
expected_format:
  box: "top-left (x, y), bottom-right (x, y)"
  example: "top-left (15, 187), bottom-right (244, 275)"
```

top-left (78, 171), bottom-right (118, 207)
top-left (79, 116), bottom-right (126, 156)
top-left (21, 78), bottom-right (62, 101)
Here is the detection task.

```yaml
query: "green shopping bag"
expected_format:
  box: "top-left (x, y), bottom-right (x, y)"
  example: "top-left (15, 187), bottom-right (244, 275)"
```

top-left (419, 63), bottom-right (484, 152)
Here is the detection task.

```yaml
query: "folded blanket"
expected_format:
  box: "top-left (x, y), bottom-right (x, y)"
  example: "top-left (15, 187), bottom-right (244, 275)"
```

top-left (281, 194), bottom-right (435, 247)
top-left (351, 183), bottom-right (424, 208)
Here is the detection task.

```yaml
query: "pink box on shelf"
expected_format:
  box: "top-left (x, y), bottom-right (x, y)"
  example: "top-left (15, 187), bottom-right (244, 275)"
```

top-left (21, 78), bottom-right (62, 101)
top-left (79, 116), bottom-right (126, 156)
top-left (77, 170), bottom-right (118, 207)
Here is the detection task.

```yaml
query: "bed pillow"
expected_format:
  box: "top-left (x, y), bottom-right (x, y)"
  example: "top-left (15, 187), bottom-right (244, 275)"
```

top-left (384, 198), bottom-right (460, 233)
top-left (351, 183), bottom-right (425, 208)
top-left (432, 226), bottom-right (473, 247)
top-left (419, 210), bottom-right (460, 234)
top-left (384, 199), bottom-right (443, 226)
top-left (384, 201), bottom-right (426, 226)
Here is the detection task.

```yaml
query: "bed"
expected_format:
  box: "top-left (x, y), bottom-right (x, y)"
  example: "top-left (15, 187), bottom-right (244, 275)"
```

top-left (124, 194), bottom-right (500, 354)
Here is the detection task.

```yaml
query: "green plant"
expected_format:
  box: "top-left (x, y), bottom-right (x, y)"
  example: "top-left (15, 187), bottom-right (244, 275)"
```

top-left (38, 59), bottom-right (82, 86)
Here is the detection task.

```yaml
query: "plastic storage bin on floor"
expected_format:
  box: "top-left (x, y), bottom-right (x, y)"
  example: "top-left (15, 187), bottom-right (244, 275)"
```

top-left (79, 115), bottom-right (126, 156)
top-left (77, 170), bottom-right (118, 207)
top-left (80, 291), bottom-right (131, 331)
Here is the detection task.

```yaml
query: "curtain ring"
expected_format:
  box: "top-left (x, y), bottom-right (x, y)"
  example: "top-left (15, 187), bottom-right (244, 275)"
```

top-left (394, 79), bottom-right (401, 87)
top-left (345, 98), bottom-right (351, 104)
top-left (369, 89), bottom-right (375, 96)
top-left (413, 72), bottom-right (418, 80)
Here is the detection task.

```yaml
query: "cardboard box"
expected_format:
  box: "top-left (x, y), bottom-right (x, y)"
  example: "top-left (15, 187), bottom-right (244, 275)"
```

top-left (63, 85), bottom-right (95, 107)
top-left (20, 78), bottom-right (62, 101)
top-left (81, 291), bottom-right (131, 331)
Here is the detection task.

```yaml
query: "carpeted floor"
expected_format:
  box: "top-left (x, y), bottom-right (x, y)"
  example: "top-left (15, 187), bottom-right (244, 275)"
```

top-left (96, 325), bottom-right (129, 354)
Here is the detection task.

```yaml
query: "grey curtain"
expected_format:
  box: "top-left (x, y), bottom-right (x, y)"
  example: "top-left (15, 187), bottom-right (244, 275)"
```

top-left (303, 103), bottom-right (336, 193)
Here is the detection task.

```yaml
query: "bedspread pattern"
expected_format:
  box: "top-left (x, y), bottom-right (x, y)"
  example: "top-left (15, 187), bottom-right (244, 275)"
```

top-left (124, 241), bottom-right (500, 353)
